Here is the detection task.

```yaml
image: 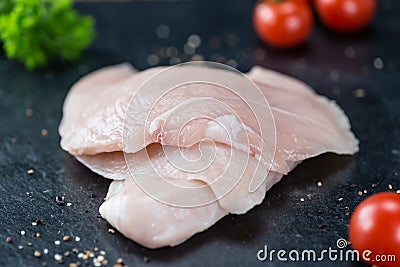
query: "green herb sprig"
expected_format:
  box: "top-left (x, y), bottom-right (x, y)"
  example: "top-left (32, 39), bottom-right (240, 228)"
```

top-left (0, 0), bottom-right (95, 70)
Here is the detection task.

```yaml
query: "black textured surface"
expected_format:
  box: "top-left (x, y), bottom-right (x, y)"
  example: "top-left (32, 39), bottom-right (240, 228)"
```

top-left (1, 1), bottom-right (399, 266)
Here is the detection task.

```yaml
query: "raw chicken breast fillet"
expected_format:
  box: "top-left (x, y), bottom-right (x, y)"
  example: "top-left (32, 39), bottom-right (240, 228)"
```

top-left (78, 142), bottom-right (287, 248)
top-left (60, 64), bottom-right (358, 174)
top-left (59, 63), bottom-right (358, 249)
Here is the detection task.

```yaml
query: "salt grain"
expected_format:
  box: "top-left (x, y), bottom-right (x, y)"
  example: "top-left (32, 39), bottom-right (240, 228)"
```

top-left (54, 254), bottom-right (63, 261)
top-left (329, 70), bottom-right (340, 81)
top-left (373, 57), bottom-right (384, 69)
top-left (146, 54), bottom-right (159, 66)
top-left (187, 34), bottom-right (201, 48)
top-left (226, 59), bottom-right (238, 68)
top-left (156, 24), bottom-right (170, 39)
top-left (344, 46), bottom-right (356, 58)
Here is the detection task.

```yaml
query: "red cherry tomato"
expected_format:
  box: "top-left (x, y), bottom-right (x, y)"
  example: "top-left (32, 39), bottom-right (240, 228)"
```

top-left (315, 0), bottom-right (376, 32)
top-left (253, 0), bottom-right (314, 48)
top-left (349, 192), bottom-right (400, 267)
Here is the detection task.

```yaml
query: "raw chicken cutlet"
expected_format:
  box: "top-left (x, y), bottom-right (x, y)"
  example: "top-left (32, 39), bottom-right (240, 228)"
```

top-left (78, 142), bottom-right (286, 248)
top-left (60, 64), bottom-right (358, 174)
top-left (59, 63), bottom-right (358, 249)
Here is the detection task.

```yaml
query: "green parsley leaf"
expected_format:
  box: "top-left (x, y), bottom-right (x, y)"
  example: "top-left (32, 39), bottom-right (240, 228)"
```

top-left (0, 0), bottom-right (95, 70)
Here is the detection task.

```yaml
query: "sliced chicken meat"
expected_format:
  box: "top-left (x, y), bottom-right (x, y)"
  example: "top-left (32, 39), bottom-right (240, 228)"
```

top-left (60, 64), bottom-right (358, 174)
top-left (59, 63), bottom-right (359, 249)
top-left (78, 143), bottom-right (288, 248)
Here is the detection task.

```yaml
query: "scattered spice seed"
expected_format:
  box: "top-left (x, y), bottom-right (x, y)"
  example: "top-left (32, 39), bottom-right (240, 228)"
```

top-left (32, 219), bottom-right (42, 226)
top-left (18, 245), bottom-right (23, 250)
top-left (93, 247), bottom-right (99, 252)
top-left (397, 190), bottom-right (400, 194)
top-left (72, 248), bottom-right (79, 254)
top-left (33, 232), bottom-right (41, 237)
top-left (354, 88), bottom-right (366, 98)
top-left (372, 183), bottom-right (378, 188)
top-left (98, 255), bottom-right (105, 262)
top-left (388, 184), bottom-right (393, 190)
top-left (54, 240), bottom-right (61, 245)
top-left (344, 46), bottom-right (356, 58)
top-left (20, 230), bottom-right (26, 236)
top-left (27, 169), bottom-right (34, 175)
top-left (338, 197), bottom-right (344, 202)
top-left (75, 236), bottom-right (81, 242)
top-left (116, 258), bottom-right (124, 264)
top-left (63, 235), bottom-right (70, 242)
top-left (54, 254), bottom-right (63, 262)
top-left (100, 251), bottom-right (106, 256)
top-left (41, 129), bottom-right (48, 136)
top-left (67, 202), bottom-right (72, 207)
top-left (5, 237), bottom-right (12, 243)
top-left (363, 189), bottom-right (368, 194)
top-left (34, 250), bottom-right (41, 258)
top-left (254, 48), bottom-right (266, 61)
top-left (25, 108), bottom-right (33, 117)
top-left (300, 198), bottom-right (305, 202)
top-left (64, 251), bottom-right (71, 257)
top-left (373, 57), bottom-right (384, 69)
top-left (96, 214), bottom-right (102, 218)
top-left (317, 181), bottom-right (322, 187)
top-left (25, 240), bottom-right (32, 246)
top-left (69, 264), bottom-right (78, 267)
top-left (43, 248), bottom-right (48, 254)
top-left (56, 196), bottom-right (65, 206)
top-left (307, 194), bottom-right (312, 201)
top-left (358, 191), bottom-right (363, 196)
top-left (108, 228), bottom-right (116, 234)
top-left (101, 259), bottom-right (108, 266)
